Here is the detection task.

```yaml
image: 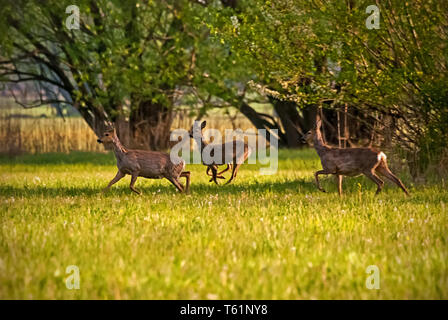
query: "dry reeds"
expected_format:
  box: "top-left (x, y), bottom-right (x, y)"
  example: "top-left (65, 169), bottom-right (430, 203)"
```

top-left (0, 110), bottom-right (257, 155)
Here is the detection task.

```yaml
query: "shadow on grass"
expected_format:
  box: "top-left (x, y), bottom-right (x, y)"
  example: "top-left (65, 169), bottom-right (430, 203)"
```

top-left (0, 176), bottom-right (413, 199)
top-left (0, 178), bottom-right (323, 198)
top-left (0, 151), bottom-right (115, 166)
top-left (0, 149), bottom-right (317, 166)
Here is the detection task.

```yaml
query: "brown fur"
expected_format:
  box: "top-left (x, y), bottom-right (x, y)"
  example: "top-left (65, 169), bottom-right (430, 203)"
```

top-left (98, 128), bottom-right (190, 194)
top-left (302, 118), bottom-right (409, 196)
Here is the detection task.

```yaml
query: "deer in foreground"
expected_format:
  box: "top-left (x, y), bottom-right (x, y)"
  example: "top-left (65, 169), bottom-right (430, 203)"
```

top-left (188, 121), bottom-right (252, 185)
top-left (97, 127), bottom-right (190, 194)
top-left (301, 117), bottom-right (409, 196)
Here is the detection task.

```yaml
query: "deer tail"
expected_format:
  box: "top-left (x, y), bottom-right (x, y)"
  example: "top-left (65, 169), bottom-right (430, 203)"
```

top-left (376, 152), bottom-right (409, 195)
top-left (377, 152), bottom-right (387, 163)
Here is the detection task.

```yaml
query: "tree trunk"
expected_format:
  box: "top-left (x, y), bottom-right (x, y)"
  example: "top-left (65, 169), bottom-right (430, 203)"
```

top-left (297, 104), bottom-right (318, 133)
top-left (126, 100), bottom-right (174, 150)
top-left (78, 99), bottom-right (173, 151)
top-left (239, 101), bottom-right (287, 147)
top-left (270, 98), bottom-right (302, 148)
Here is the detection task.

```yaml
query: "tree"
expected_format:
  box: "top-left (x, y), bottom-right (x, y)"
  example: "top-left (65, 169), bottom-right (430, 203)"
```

top-left (0, 0), bottom-right (217, 149)
top-left (206, 0), bottom-right (346, 147)
top-left (210, 0), bottom-right (448, 174)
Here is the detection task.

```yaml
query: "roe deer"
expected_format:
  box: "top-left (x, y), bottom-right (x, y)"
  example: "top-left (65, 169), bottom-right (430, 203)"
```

top-left (301, 117), bottom-right (409, 196)
top-left (97, 127), bottom-right (190, 194)
top-left (188, 120), bottom-right (251, 185)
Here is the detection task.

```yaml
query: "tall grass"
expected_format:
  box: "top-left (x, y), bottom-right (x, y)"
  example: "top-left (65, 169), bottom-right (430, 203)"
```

top-left (0, 117), bottom-right (105, 155)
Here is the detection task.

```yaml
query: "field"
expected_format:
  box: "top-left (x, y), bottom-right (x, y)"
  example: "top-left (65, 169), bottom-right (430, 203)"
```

top-left (1, 149), bottom-right (447, 299)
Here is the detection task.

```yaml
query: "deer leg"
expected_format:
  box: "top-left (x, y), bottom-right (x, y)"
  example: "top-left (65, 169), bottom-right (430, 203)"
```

top-left (208, 165), bottom-right (226, 182)
top-left (209, 166), bottom-right (220, 185)
top-left (376, 164), bottom-right (409, 195)
top-left (206, 166), bottom-right (214, 177)
top-left (102, 170), bottom-right (125, 193)
top-left (207, 166), bottom-right (214, 182)
top-left (129, 175), bottom-right (141, 195)
top-left (213, 164), bottom-right (231, 181)
top-left (225, 147), bottom-right (250, 185)
top-left (207, 167), bottom-right (214, 182)
top-left (224, 163), bottom-right (241, 185)
top-left (217, 164), bottom-right (231, 176)
top-left (364, 170), bottom-right (384, 195)
top-left (167, 177), bottom-right (184, 193)
top-left (214, 164), bottom-right (231, 180)
top-left (179, 171), bottom-right (190, 193)
top-left (314, 170), bottom-right (328, 193)
top-left (337, 174), bottom-right (343, 197)
top-left (207, 166), bottom-right (216, 182)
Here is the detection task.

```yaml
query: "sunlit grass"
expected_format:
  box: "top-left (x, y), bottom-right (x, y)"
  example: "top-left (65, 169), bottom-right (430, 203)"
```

top-left (0, 149), bottom-right (447, 299)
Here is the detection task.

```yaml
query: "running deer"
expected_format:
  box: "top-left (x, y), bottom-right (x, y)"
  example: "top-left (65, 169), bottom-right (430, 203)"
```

top-left (188, 121), bottom-right (252, 185)
top-left (97, 127), bottom-right (190, 194)
top-left (301, 117), bottom-right (409, 196)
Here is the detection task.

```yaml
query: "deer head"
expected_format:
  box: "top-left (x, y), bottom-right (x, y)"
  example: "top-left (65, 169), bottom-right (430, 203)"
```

top-left (301, 129), bottom-right (316, 144)
top-left (301, 114), bottom-right (321, 144)
top-left (188, 120), bottom-right (207, 138)
top-left (97, 128), bottom-right (116, 144)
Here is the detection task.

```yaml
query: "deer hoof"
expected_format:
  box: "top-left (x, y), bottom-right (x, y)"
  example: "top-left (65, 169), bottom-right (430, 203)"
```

top-left (209, 176), bottom-right (225, 182)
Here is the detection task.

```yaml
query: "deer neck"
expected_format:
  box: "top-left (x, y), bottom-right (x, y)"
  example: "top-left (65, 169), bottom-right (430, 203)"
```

top-left (111, 136), bottom-right (127, 159)
top-left (313, 130), bottom-right (328, 156)
top-left (194, 135), bottom-right (208, 158)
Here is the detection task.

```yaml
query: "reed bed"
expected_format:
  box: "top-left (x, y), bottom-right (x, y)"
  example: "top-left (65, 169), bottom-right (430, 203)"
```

top-left (0, 117), bottom-right (104, 155)
top-left (0, 111), bottom-right (257, 155)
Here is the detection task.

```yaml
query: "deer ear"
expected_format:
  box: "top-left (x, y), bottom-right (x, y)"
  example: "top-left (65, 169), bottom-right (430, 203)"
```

top-left (105, 120), bottom-right (115, 131)
top-left (201, 120), bottom-right (207, 129)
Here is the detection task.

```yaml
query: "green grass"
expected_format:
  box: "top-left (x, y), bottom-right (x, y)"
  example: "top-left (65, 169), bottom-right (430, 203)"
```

top-left (0, 149), bottom-right (447, 299)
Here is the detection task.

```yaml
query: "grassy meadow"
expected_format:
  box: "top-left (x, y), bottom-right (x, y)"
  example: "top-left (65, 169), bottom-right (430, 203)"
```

top-left (0, 149), bottom-right (447, 299)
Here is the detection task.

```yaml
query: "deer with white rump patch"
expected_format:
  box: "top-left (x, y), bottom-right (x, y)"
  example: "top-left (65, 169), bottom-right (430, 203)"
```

top-left (97, 126), bottom-right (190, 194)
top-left (189, 120), bottom-right (252, 185)
top-left (301, 116), bottom-right (409, 196)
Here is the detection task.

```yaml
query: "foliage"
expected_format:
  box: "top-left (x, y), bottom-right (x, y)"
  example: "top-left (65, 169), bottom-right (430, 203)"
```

top-left (211, 0), bottom-right (448, 174)
top-left (0, 0), bottom-right (252, 148)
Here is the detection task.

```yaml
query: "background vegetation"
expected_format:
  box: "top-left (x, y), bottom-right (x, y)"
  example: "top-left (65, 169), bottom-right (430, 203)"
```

top-left (1, 0), bottom-right (447, 179)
